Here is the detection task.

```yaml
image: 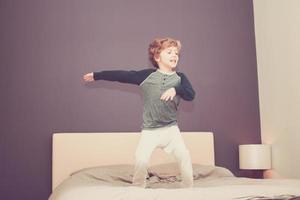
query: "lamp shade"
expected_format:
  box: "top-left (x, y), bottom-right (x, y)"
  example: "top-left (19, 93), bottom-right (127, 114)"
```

top-left (239, 144), bottom-right (271, 170)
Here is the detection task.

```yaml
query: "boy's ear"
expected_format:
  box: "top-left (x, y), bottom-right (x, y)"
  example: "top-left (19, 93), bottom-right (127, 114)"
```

top-left (154, 54), bottom-right (160, 62)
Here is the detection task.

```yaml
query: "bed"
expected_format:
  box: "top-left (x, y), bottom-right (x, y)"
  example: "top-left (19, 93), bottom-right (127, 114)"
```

top-left (49, 132), bottom-right (300, 200)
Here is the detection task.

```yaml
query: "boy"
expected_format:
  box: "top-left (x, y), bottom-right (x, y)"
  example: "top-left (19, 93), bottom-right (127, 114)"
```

top-left (83, 37), bottom-right (195, 188)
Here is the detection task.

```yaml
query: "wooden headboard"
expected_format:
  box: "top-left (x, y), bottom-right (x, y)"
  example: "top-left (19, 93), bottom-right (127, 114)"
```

top-left (52, 132), bottom-right (215, 190)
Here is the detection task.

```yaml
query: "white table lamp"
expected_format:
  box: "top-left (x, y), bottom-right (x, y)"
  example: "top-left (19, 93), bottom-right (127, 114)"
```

top-left (239, 144), bottom-right (272, 170)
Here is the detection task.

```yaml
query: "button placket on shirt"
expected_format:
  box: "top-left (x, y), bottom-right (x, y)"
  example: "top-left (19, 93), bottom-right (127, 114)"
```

top-left (161, 75), bottom-right (168, 90)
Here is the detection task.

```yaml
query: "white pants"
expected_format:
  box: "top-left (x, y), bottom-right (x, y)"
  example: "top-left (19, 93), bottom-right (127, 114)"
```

top-left (132, 125), bottom-right (193, 188)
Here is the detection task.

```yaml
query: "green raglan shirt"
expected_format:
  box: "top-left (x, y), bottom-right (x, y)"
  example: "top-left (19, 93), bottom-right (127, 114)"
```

top-left (93, 68), bottom-right (195, 130)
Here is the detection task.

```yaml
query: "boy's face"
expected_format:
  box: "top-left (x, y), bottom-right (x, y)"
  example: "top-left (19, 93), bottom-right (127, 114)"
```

top-left (155, 46), bottom-right (179, 69)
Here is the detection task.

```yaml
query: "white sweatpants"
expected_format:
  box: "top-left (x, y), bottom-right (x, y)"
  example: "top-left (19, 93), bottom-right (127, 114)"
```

top-left (132, 125), bottom-right (193, 188)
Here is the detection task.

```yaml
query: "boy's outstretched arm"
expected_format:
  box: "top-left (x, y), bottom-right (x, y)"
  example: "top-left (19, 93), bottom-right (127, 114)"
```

top-left (83, 69), bottom-right (155, 85)
top-left (174, 72), bottom-right (196, 101)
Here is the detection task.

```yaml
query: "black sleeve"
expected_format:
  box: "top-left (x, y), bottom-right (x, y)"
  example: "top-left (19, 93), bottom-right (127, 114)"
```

top-left (175, 72), bottom-right (196, 101)
top-left (93, 68), bottom-right (155, 85)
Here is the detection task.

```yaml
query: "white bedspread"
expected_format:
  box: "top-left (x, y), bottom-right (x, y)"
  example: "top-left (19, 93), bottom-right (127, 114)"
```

top-left (49, 178), bottom-right (300, 200)
top-left (49, 164), bottom-right (300, 200)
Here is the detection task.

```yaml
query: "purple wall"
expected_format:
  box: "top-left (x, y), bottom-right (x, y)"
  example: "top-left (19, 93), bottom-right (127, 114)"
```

top-left (0, 0), bottom-right (260, 199)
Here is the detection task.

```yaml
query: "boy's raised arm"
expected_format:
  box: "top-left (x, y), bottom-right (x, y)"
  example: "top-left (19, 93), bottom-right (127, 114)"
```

top-left (83, 69), bottom-right (154, 85)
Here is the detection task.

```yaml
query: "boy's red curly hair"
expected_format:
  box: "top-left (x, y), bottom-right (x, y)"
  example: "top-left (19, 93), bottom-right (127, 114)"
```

top-left (148, 37), bottom-right (182, 68)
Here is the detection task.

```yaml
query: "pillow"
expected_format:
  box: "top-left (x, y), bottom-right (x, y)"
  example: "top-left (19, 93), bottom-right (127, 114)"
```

top-left (68, 163), bottom-right (234, 188)
top-left (148, 162), bottom-right (234, 180)
top-left (70, 164), bottom-right (134, 186)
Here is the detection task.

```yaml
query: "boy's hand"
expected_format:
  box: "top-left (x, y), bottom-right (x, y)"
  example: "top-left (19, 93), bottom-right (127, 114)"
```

top-left (83, 72), bottom-right (94, 82)
top-left (160, 88), bottom-right (176, 101)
